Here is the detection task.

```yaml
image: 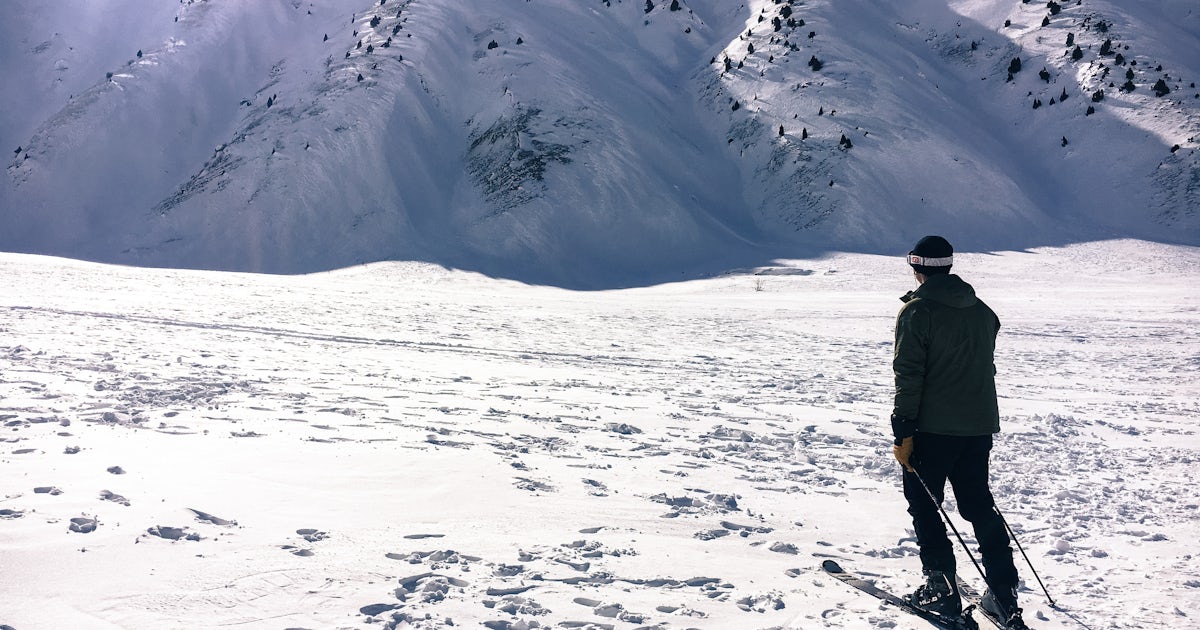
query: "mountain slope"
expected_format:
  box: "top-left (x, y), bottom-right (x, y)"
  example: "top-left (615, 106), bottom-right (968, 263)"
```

top-left (2, 0), bottom-right (1197, 286)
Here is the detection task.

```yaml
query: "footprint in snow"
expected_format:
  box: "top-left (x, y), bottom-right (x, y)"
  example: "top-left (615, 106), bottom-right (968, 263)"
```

top-left (69, 516), bottom-right (98, 533)
top-left (297, 528), bottom-right (327, 542)
top-left (146, 525), bottom-right (200, 541)
top-left (188, 508), bottom-right (236, 526)
top-left (99, 490), bottom-right (130, 506)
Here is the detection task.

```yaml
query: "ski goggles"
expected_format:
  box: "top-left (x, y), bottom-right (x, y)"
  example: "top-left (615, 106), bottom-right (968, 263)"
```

top-left (907, 253), bottom-right (953, 267)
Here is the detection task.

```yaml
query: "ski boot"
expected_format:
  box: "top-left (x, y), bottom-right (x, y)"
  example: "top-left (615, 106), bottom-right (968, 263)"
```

top-left (908, 570), bottom-right (962, 617)
top-left (981, 587), bottom-right (1031, 629)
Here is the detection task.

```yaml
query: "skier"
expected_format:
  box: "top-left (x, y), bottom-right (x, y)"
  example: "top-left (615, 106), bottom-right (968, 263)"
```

top-left (890, 235), bottom-right (1030, 629)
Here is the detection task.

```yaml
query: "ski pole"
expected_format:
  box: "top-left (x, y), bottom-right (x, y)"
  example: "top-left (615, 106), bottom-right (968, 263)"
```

top-left (911, 469), bottom-right (989, 585)
top-left (993, 504), bottom-right (1057, 607)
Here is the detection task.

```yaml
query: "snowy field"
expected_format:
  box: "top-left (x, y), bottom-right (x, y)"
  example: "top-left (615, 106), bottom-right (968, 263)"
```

top-left (1, 240), bottom-right (1197, 630)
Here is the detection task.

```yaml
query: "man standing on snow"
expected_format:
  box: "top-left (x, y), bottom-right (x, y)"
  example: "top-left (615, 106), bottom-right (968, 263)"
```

top-left (890, 235), bottom-right (1029, 629)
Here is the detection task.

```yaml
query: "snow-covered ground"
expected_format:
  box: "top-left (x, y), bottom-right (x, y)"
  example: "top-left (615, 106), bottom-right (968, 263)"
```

top-left (1, 240), bottom-right (1197, 629)
top-left (2, 0), bottom-right (1197, 285)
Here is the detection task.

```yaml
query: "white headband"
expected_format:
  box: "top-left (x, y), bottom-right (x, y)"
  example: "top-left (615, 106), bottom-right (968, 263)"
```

top-left (908, 254), bottom-right (953, 267)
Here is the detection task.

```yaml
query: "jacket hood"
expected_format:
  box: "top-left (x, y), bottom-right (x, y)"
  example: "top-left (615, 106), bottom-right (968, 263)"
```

top-left (902, 274), bottom-right (978, 309)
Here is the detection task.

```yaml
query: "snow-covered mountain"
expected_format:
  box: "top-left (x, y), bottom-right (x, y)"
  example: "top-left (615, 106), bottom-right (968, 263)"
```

top-left (2, 0), bottom-right (1198, 286)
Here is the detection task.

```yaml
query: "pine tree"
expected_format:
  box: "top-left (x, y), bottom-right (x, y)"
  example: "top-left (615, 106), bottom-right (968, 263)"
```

top-left (747, 42), bottom-right (755, 54)
top-left (1071, 45), bottom-right (1083, 61)
top-left (136, 50), bottom-right (142, 58)
top-left (1153, 79), bottom-right (1170, 97)
top-left (1086, 105), bottom-right (1095, 115)
top-left (808, 55), bottom-right (822, 71)
top-left (644, 0), bottom-right (654, 14)
top-left (670, 0), bottom-right (681, 11)
top-left (1066, 33), bottom-right (1074, 47)
top-left (1039, 67), bottom-right (1050, 82)
top-left (1060, 87), bottom-right (1069, 101)
top-left (732, 100), bottom-right (740, 111)
top-left (1061, 136), bottom-right (1068, 147)
top-left (1008, 57), bottom-right (1022, 74)
top-left (1100, 39), bottom-right (1112, 55)
top-left (801, 128), bottom-right (808, 139)
top-left (779, 125), bottom-right (785, 137)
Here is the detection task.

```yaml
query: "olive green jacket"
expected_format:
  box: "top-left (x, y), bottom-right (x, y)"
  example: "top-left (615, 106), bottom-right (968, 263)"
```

top-left (893, 274), bottom-right (1000, 436)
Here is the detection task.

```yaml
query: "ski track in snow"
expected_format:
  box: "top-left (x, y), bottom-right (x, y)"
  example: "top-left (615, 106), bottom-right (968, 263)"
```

top-left (0, 242), bottom-right (1197, 629)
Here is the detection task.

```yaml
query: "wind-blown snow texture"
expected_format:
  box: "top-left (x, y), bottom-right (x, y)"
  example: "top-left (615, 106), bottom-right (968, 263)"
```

top-left (1, 0), bottom-right (1198, 287)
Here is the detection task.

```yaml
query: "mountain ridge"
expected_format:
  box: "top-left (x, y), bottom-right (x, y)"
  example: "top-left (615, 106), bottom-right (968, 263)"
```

top-left (2, 0), bottom-right (1197, 287)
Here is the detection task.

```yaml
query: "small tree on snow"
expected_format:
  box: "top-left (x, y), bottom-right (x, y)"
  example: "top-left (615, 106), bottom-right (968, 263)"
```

top-left (1153, 79), bottom-right (1170, 97)
top-left (644, 0), bottom-right (654, 14)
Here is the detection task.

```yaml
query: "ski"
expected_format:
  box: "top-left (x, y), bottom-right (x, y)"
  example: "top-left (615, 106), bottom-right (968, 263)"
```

top-left (821, 559), bottom-right (979, 630)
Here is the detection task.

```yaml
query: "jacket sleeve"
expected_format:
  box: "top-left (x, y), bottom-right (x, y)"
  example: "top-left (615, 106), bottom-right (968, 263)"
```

top-left (893, 302), bottom-right (929, 421)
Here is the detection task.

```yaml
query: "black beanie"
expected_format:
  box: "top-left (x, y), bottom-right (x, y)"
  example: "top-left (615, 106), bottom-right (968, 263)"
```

top-left (908, 235), bottom-right (953, 275)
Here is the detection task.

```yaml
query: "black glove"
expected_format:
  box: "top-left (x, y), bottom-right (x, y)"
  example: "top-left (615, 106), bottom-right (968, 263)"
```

top-left (890, 413), bottom-right (917, 446)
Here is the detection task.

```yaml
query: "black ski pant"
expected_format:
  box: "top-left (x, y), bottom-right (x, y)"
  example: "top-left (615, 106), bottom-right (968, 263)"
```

top-left (904, 432), bottom-right (1018, 598)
